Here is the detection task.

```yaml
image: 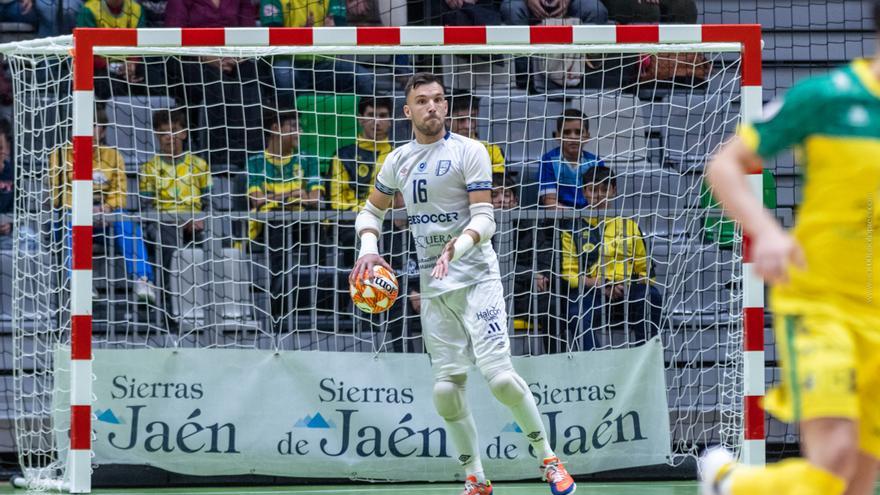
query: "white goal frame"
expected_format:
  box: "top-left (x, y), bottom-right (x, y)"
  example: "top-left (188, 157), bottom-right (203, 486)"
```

top-left (6, 24), bottom-right (766, 493)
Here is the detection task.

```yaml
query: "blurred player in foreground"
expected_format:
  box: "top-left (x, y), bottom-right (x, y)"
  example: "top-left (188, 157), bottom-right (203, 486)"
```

top-left (700, 4), bottom-right (880, 494)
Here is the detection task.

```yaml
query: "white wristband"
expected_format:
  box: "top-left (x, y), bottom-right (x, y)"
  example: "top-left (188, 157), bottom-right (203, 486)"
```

top-left (451, 233), bottom-right (475, 262)
top-left (358, 232), bottom-right (379, 259)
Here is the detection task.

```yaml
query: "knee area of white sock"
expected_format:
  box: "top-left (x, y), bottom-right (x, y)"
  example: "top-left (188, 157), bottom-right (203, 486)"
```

top-left (487, 370), bottom-right (529, 407)
top-left (432, 378), bottom-right (468, 422)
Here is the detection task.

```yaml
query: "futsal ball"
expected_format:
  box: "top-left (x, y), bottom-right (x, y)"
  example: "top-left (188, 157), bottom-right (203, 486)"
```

top-left (350, 265), bottom-right (399, 314)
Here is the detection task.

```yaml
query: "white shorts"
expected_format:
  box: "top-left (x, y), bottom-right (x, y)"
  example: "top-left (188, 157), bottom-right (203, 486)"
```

top-left (420, 279), bottom-right (512, 380)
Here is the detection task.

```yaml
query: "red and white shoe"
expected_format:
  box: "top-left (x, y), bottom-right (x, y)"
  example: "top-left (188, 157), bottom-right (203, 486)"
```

top-left (542, 456), bottom-right (576, 495)
top-left (460, 475), bottom-right (493, 495)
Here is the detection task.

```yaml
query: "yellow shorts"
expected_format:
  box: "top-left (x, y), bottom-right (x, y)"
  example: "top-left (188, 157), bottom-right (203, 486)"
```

top-left (765, 310), bottom-right (880, 458)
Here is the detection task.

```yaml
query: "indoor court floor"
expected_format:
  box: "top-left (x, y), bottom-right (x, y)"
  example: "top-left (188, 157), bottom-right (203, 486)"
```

top-left (1, 484), bottom-right (879, 495)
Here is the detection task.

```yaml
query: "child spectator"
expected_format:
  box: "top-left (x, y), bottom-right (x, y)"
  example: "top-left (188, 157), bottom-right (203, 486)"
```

top-left (557, 165), bottom-right (661, 350)
top-left (164, 0), bottom-right (255, 27)
top-left (140, 109), bottom-right (211, 290)
top-left (260, 0), bottom-right (374, 95)
top-left (50, 106), bottom-right (156, 302)
top-left (247, 110), bottom-right (319, 320)
top-left (448, 94), bottom-right (505, 173)
top-left (539, 108), bottom-right (604, 209)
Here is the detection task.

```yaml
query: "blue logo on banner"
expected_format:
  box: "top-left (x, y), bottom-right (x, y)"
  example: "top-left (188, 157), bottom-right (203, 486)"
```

top-left (96, 408), bottom-right (123, 424)
top-left (294, 413), bottom-right (337, 429)
top-left (501, 422), bottom-right (522, 433)
top-left (436, 160), bottom-right (452, 176)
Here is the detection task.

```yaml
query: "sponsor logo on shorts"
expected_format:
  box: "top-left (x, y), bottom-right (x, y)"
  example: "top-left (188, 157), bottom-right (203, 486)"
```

top-left (476, 306), bottom-right (502, 322)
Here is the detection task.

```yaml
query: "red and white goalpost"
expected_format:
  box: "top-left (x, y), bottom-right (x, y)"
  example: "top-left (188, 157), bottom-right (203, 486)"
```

top-left (3, 24), bottom-right (763, 493)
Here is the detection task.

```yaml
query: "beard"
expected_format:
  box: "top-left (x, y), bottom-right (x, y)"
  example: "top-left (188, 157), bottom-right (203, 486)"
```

top-left (413, 116), bottom-right (444, 137)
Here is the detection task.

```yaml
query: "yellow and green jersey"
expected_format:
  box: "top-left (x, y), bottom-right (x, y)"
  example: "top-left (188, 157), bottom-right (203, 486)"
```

top-left (259, 0), bottom-right (330, 27)
top-left (140, 154), bottom-right (211, 213)
top-left (76, 0), bottom-right (146, 28)
top-left (327, 137), bottom-right (393, 212)
top-left (246, 150), bottom-right (317, 212)
top-left (738, 58), bottom-right (880, 313)
top-left (560, 217), bottom-right (651, 288)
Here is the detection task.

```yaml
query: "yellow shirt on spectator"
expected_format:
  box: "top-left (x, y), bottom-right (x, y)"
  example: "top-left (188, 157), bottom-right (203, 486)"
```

top-left (482, 141), bottom-right (505, 174)
top-left (328, 137), bottom-right (393, 211)
top-left (560, 217), bottom-right (651, 288)
top-left (140, 154), bottom-right (211, 212)
top-left (50, 145), bottom-right (127, 211)
top-left (260, 0), bottom-right (330, 27)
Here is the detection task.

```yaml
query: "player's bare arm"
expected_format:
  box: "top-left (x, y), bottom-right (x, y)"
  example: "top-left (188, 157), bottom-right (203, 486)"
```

top-left (431, 189), bottom-right (494, 280)
top-left (349, 187), bottom-right (394, 285)
top-left (706, 136), bottom-right (805, 284)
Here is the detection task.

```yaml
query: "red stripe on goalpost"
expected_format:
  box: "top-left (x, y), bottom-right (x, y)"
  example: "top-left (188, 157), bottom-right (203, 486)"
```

top-left (357, 26), bottom-right (400, 45)
top-left (182, 28), bottom-right (225, 46)
top-left (70, 405), bottom-right (92, 450)
top-left (702, 24), bottom-right (762, 86)
top-left (615, 25), bottom-right (659, 44)
top-left (268, 27), bottom-right (314, 45)
top-left (444, 26), bottom-right (487, 45)
top-left (743, 307), bottom-right (764, 352)
top-left (71, 226), bottom-right (93, 270)
top-left (72, 136), bottom-right (92, 180)
top-left (530, 25), bottom-right (573, 44)
top-left (744, 395), bottom-right (765, 440)
top-left (71, 315), bottom-right (93, 361)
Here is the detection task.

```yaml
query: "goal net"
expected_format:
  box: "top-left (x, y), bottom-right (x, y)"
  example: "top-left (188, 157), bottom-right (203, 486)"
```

top-left (0, 26), bottom-right (764, 492)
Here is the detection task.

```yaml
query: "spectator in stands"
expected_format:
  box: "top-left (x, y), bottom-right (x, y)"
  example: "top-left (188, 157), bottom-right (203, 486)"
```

top-left (0, 119), bottom-right (38, 252)
top-left (35, 0), bottom-right (82, 36)
top-left (164, 0), bottom-right (255, 27)
top-left (260, 0), bottom-right (374, 95)
top-left (599, 0), bottom-right (696, 24)
top-left (427, 0), bottom-right (501, 27)
top-left (322, 97), bottom-right (394, 265)
top-left (0, 0), bottom-right (39, 31)
top-left (539, 108), bottom-right (604, 209)
top-left (558, 165), bottom-right (661, 350)
top-left (381, 192), bottom-right (421, 353)
top-left (0, 119), bottom-right (13, 251)
top-left (501, 0), bottom-right (606, 29)
top-left (50, 106), bottom-right (156, 302)
top-left (247, 110), bottom-right (319, 321)
top-left (501, 0), bottom-right (607, 90)
top-left (77, 0), bottom-right (152, 97)
top-left (448, 94), bottom-right (505, 173)
top-left (140, 109), bottom-right (211, 294)
top-left (492, 173), bottom-right (552, 329)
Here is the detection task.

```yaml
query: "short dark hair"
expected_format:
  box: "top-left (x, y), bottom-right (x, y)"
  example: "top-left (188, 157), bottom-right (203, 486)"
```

top-left (263, 109), bottom-right (298, 132)
top-left (357, 96), bottom-right (393, 116)
top-left (153, 109), bottom-right (187, 131)
top-left (449, 94), bottom-right (480, 116)
top-left (492, 172), bottom-right (517, 191)
top-left (582, 165), bottom-right (615, 190)
top-left (404, 72), bottom-right (446, 99)
top-left (556, 108), bottom-right (589, 134)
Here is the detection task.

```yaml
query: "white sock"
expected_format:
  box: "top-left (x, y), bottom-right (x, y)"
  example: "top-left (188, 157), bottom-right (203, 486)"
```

top-left (508, 397), bottom-right (554, 460)
top-left (445, 413), bottom-right (485, 482)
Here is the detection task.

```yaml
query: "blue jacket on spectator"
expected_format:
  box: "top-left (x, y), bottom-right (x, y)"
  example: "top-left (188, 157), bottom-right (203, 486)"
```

top-left (538, 147), bottom-right (604, 209)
